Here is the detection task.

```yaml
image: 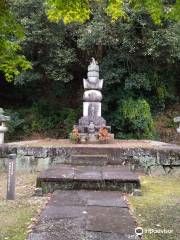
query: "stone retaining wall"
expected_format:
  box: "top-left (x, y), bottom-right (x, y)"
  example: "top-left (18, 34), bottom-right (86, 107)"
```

top-left (0, 141), bottom-right (180, 176)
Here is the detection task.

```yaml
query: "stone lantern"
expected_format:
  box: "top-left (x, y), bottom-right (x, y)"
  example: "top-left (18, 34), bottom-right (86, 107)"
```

top-left (75, 58), bottom-right (113, 143)
top-left (174, 117), bottom-right (180, 133)
top-left (0, 108), bottom-right (10, 144)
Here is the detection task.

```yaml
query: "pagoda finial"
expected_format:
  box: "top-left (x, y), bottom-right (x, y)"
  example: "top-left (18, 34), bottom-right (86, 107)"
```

top-left (91, 57), bottom-right (98, 65)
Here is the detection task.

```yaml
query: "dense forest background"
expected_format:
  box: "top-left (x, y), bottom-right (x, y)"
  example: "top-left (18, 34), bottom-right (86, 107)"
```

top-left (0, 0), bottom-right (180, 142)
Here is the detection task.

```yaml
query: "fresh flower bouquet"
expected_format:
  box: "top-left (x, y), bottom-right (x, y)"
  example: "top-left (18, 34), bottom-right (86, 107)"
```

top-left (98, 127), bottom-right (110, 142)
top-left (69, 127), bottom-right (80, 143)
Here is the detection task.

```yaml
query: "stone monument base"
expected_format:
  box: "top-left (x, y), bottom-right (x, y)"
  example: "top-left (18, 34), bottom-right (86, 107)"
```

top-left (76, 132), bottom-right (114, 144)
top-left (74, 115), bottom-right (113, 143)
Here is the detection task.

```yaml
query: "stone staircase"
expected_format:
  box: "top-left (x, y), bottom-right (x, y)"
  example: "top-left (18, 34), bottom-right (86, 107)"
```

top-left (36, 153), bottom-right (141, 194)
top-left (31, 152), bottom-right (141, 240)
top-left (70, 154), bottom-right (108, 165)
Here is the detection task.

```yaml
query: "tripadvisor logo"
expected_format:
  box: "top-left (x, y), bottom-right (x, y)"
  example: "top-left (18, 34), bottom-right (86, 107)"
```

top-left (134, 226), bottom-right (173, 237)
top-left (135, 227), bottom-right (143, 236)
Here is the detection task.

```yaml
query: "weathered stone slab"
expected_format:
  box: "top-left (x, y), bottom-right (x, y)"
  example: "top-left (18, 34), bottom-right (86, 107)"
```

top-left (38, 165), bottom-right (75, 180)
top-left (74, 169), bottom-right (102, 181)
top-left (102, 165), bottom-right (130, 171)
top-left (86, 191), bottom-right (128, 207)
top-left (71, 154), bottom-right (108, 166)
top-left (37, 157), bottom-right (51, 170)
top-left (31, 147), bottom-right (48, 158)
top-left (48, 190), bottom-right (87, 206)
top-left (49, 190), bottom-right (127, 207)
top-left (17, 147), bottom-right (48, 157)
top-left (86, 206), bottom-right (136, 234)
top-left (40, 205), bottom-right (86, 220)
top-left (29, 218), bottom-right (86, 240)
top-left (37, 165), bottom-right (140, 192)
top-left (102, 166), bottom-right (139, 182)
top-left (27, 190), bottom-right (137, 240)
top-left (16, 155), bottom-right (36, 171)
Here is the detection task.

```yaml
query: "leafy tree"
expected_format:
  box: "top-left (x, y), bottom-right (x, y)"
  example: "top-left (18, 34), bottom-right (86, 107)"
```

top-left (12, 0), bottom-right (82, 111)
top-left (0, 0), bottom-right (31, 81)
top-left (46, 0), bottom-right (180, 24)
top-left (75, 4), bottom-right (179, 137)
top-left (5, 0), bottom-right (179, 140)
top-left (13, 0), bottom-right (77, 85)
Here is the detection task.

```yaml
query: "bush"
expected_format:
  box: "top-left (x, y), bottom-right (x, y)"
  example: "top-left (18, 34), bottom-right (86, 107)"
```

top-left (113, 98), bottom-right (155, 139)
top-left (29, 101), bottom-right (80, 138)
top-left (5, 110), bottom-right (31, 141)
top-left (5, 103), bottom-right (80, 141)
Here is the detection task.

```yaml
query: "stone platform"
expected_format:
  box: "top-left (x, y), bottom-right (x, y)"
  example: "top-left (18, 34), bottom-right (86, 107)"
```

top-left (28, 190), bottom-right (139, 240)
top-left (0, 139), bottom-right (180, 175)
top-left (37, 165), bottom-right (140, 193)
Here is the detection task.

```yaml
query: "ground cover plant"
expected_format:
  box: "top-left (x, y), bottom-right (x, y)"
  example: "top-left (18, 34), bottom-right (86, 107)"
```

top-left (129, 175), bottom-right (180, 240)
top-left (0, 172), bottom-right (48, 240)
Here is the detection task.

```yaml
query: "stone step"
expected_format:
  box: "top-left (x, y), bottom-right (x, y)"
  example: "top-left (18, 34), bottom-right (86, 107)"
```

top-left (70, 154), bottom-right (108, 165)
top-left (28, 190), bottom-right (138, 240)
top-left (37, 165), bottom-right (140, 193)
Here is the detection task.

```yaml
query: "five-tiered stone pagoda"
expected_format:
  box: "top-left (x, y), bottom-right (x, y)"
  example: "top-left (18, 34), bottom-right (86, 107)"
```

top-left (75, 58), bottom-right (113, 142)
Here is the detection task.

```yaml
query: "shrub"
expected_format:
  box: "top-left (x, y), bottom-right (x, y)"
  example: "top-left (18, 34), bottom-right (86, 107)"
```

top-left (5, 110), bottom-right (31, 141)
top-left (114, 98), bottom-right (155, 139)
top-left (4, 104), bottom-right (80, 141)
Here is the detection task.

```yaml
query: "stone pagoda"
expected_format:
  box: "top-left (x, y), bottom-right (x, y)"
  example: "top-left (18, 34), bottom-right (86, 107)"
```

top-left (75, 58), bottom-right (112, 143)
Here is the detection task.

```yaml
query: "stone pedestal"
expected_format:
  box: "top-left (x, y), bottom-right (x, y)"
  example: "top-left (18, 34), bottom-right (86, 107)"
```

top-left (75, 58), bottom-right (113, 143)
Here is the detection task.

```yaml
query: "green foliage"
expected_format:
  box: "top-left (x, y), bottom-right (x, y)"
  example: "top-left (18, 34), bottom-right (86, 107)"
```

top-left (45, 0), bottom-right (180, 24)
top-left (125, 73), bottom-right (151, 91)
top-left (5, 106), bottom-right (79, 141)
top-left (28, 101), bottom-right (79, 138)
top-left (3, 0), bottom-right (179, 141)
top-left (105, 0), bottom-right (126, 21)
top-left (0, 0), bottom-right (31, 81)
top-left (114, 98), bottom-right (155, 139)
top-left (46, 0), bottom-right (90, 24)
top-left (13, 0), bottom-right (76, 84)
top-left (5, 110), bottom-right (30, 140)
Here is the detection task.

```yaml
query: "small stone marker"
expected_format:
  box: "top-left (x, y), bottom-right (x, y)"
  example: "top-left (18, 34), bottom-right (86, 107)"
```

top-left (6, 154), bottom-right (16, 200)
